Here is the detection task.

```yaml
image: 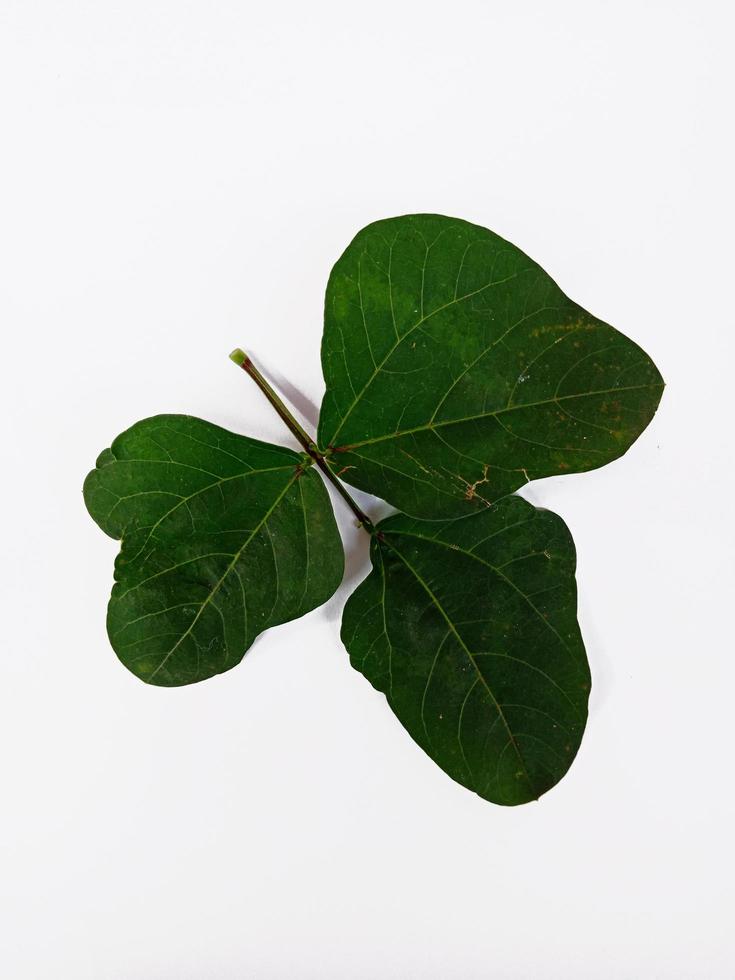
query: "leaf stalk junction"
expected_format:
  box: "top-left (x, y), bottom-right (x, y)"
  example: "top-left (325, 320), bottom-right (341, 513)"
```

top-left (230, 349), bottom-right (375, 534)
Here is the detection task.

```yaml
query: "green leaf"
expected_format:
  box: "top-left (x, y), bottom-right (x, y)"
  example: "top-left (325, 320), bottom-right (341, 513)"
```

top-left (319, 213), bottom-right (664, 519)
top-left (341, 496), bottom-right (589, 805)
top-left (84, 415), bottom-right (344, 686)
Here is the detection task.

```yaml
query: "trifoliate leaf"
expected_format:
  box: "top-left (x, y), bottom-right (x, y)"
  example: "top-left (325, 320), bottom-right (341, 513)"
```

top-left (84, 415), bottom-right (343, 686)
top-left (341, 495), bottom-right (589, 805)
top-left (319, 213), bottom-right (663, 518)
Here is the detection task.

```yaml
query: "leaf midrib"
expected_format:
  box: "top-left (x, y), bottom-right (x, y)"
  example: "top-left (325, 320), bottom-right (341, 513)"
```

top-left (133, 470), bottom-right (302, 682)
top-left (380, 535), bottom-right (537, 799)
top-left (112, 461), bottom-right (297, 562)
top-left (384, 527), bottom-right (585, 718)
top-left (332, 382), bottom-right (663, 453)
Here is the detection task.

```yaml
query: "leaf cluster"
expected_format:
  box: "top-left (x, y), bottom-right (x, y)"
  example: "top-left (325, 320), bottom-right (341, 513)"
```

top-left (84, 214), bottom-right (663, 804)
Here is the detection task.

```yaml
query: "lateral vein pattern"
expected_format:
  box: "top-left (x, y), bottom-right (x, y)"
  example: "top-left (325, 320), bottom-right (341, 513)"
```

top-left (319, 213), bottom-right (663, 518)
top-left (341, 495), bottom-right (590, 805)
top-left (84, 415), bottom-right (344, 685)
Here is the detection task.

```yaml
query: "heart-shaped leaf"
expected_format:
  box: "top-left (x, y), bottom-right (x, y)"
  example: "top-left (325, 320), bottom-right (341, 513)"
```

top-left (342, 495), bottom-right (589, 805)
top-left (319, 213), bottom-right (664, 518)
top-left (84, 415), bottom-right (344, 686)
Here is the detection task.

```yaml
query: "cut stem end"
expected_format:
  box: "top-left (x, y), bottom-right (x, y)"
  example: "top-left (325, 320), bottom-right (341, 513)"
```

top-left (229, 348), bottom-right (248, 367)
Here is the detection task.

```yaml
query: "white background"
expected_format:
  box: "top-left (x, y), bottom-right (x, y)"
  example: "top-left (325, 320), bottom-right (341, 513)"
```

top-left (1, 2), bottom-right (733, 977)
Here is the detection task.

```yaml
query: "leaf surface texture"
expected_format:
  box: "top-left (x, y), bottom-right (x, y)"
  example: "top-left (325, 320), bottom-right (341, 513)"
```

top-left (84, 415), bottom-right (344, 685)
top-left (342, 496), bottom-right (589, 804)
top-left (319, 213), bottom-right (663, 518)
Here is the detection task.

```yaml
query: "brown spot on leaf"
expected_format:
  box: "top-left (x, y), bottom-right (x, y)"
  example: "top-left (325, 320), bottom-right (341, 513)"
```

top-left (463, 464), bottom-right (490, 502)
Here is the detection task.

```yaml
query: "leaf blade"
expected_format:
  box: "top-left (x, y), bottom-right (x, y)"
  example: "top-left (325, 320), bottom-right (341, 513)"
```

top-left (319, 213), bottom-right (663, 518)
top-left (84, 415), bottom-right (344, 686)
top-left (342, 496), bottom-right (589, 805)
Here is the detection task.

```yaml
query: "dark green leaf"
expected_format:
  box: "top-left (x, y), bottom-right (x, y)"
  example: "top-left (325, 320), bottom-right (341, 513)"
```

top-left (342, 496), bottom-right (589, 805)
top-left (84, 415), bottom-right (343, 686)
top-left (319, 213), bottom-right (664, 518)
